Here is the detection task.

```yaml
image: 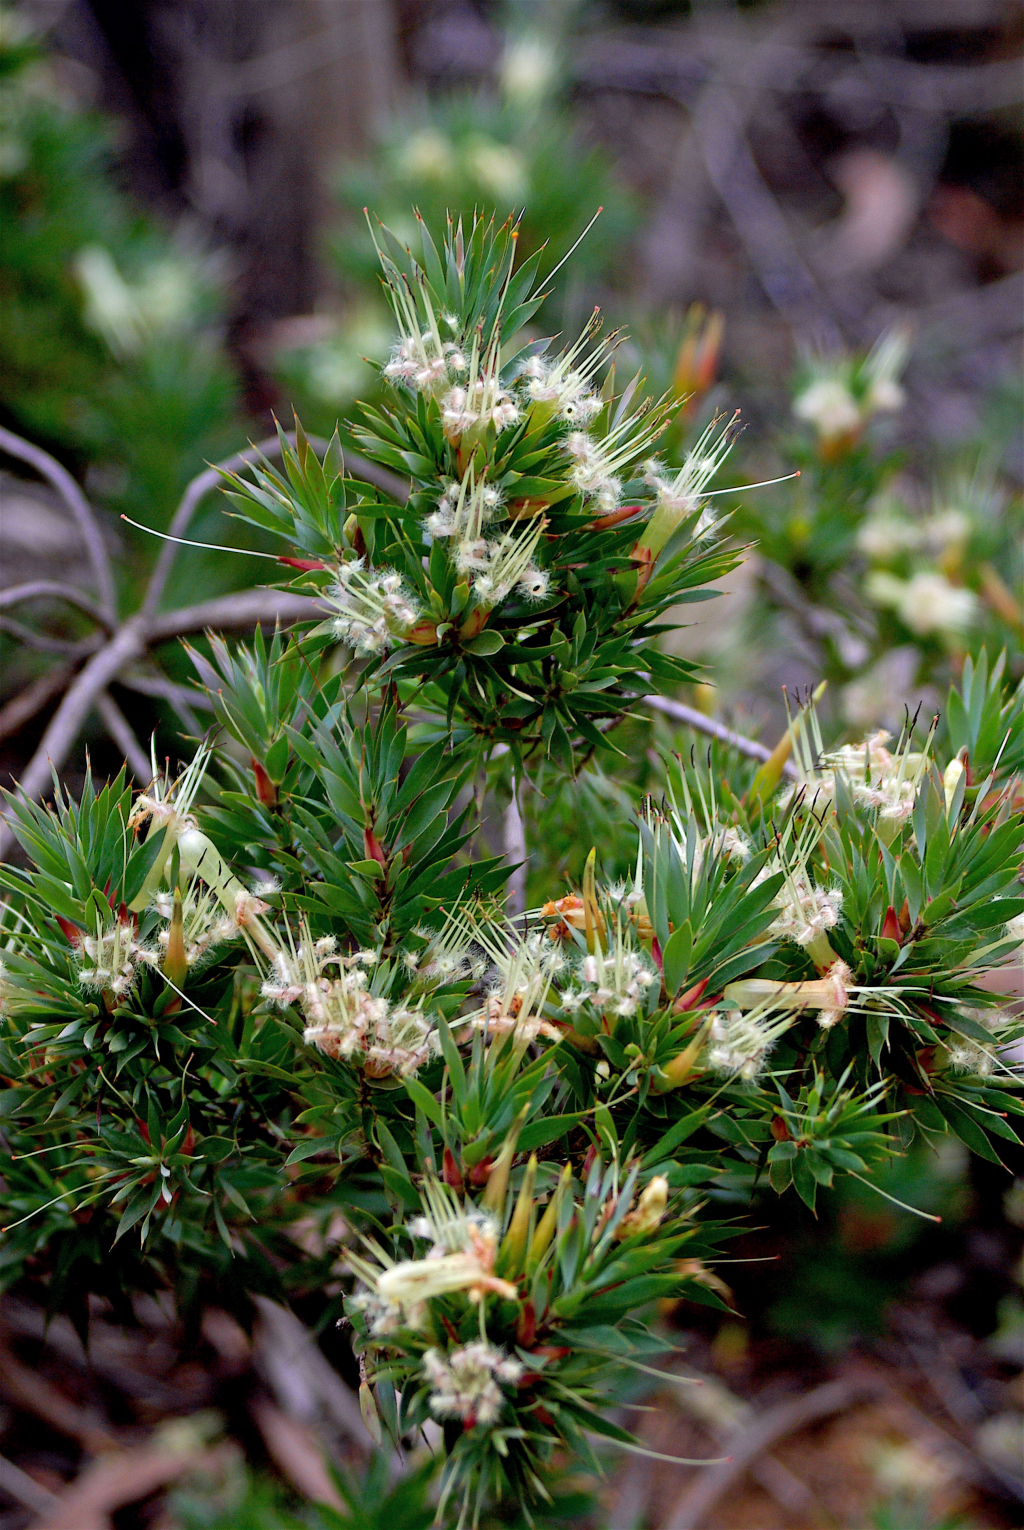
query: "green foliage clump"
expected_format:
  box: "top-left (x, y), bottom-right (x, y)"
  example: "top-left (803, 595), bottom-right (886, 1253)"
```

top-left (0, 9), bottom-right (240, 522)
top-left (1, 211), bottom-right (1022, 1529)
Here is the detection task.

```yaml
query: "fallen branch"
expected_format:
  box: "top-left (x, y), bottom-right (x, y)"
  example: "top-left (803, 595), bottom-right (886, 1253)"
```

top-left (662, 1374), bottom-right (882, 1529)
top-left (0, 1450), bottom-right (59, 1515)
top-left (0, 581), bottom-right (111, 628)
top-left (0, 663), bottom-right (79, 745)
top-left (0, 425), bottom-right (116, 622)
top-left (30, 1443), bottom-right (231, 1530)
top-left (95, 691), bottom-right (152, 782)
top-left (0, 1341), bottom-right (118, 1454)
top-left (642, 693), bottom-right (799, 778)
top-left (142, 432), bottom-right (408, 617)
top-left (0, 592), bottom-right (324, 860)
top-left (249, 1396), bottom-right (346, 1512)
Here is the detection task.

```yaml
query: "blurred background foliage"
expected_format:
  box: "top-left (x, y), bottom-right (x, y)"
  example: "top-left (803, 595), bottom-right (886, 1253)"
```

top-left (0, 0), bottom-right (1021, 1526)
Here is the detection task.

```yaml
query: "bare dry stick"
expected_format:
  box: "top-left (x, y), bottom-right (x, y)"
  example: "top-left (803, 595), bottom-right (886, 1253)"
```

top-left (662, 1375), bottom-right (881, 1530)
top-left (503, 790), bottom-right (528, 916)
top-left (95, 692), bottom-right (152, 783)
top-left (642, 694), bottom-right (799, 779)
top-left (0, 425), bottom-right (116, 621)
top-left (0, 581), bottom-right (112, 628)
top-left (147, 588), bottom-right (320, 643)
top-left (0, 1341), bottom-right (118, 1454)
top-left (249, 1397), bottom-right (346, 1512)
top-left (31, 1445), bottom-right (231, 1530)
top-left (1, 590), bottom-right (322, 860)
top-left (0, 617), bottom-right (101, 655)
top-left (0, 1451), bottom-right (59, 1515)
top-left (142, 432), bottom-right (409, 617)
top-left (0, 663), bottom-right (78, 745)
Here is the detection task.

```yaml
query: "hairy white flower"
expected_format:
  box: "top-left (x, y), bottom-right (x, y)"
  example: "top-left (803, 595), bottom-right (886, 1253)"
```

top-left (769, 877), bottom-right (843, 948)
top-left (262, 922), bottom-right (437, 1078)
top-left (441, 367), bottom-right (518, 442)
top-left (705, 1008), bottom-right (786, 1080)
top-left (76, 916), bottom-right (141, 996)
top-left (145, 882), bottom-right (240, 971)
top-left (423, 1342), bottom-right (523, 1427)
top-left (793, 379), bottom-right (861, 441)
top-left (865, 569), bottom-right (977, 638)
top-left (856, 514), bottom-right (923, 562)
top-left (326, 562), bottom-right (421, 654)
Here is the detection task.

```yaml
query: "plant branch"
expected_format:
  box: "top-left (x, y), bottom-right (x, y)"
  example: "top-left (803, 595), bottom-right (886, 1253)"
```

top-left (0, 662), bottom-right (79, 745)
top-left (642, 694), bottom-right (798, 778)
top-left (94, 692), bottom-right (153, 783)
top-left (662, 1375), bottom-right (881, 1530)
top-left (147, 589), bottom-right (322, 643)
top-left (0, 425), bottom-right (116, 621)
top-left (0, 581), bottom-right (111, 628)
top-left (0, 591), bottom-right (325, 859)
top-left (142, 433), bottom-right (409, 617)
top-left (0, 618), bottom-right (103, 656)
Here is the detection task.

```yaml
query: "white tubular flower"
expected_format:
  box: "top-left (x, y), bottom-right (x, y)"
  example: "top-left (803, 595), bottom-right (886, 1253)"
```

top-left (865, 569), bottom-right (978, 639)
top-left (473, 519), bottom-right (547, 608)
top-left (638, 413), bottom-right (738, 556)
top-left (770, 877), bottom-right (843, 949)
top-left (76, 916), bottom-right (141, 996)
top-left (793, 378), bottom-right (861, 442)
top-left (704, 1007), bottom-right (790, 1080)
top-left (815, 959), bottom-right (854, 1030)
top-left (326, 562), bottom-right (421, 654)
top-left (564, 431), bottom-right (621, 510)
top-left (575, 924), bottom-right (658, 1021)
top-left (427, 471), bottom-right (504, 567)
top-left (441, 360), bottom-right (518, 442)
top-left (374, 1233), bottom-right (517, 1322)
top-left (146, 881), bottom-right (241, 971)
top-left (522, 314), bottom-right (614, 424)
top-left (518, 567), bottom-right (550, 602)
top-left (443, 913), bottom-right (563, 1044)
top-left (423, 1343), bottom-right (524, 1427)
top-left (381, 269), bottom-right (466, 399)
top-left (945, 1043), bottom-right (995, 1077)
top-left (862, 328), bottom-right (909, 414)
top-left (1007, 912), bottom-right (1024, 950)
top-left (262, 921), bottom-right (437, 1078)
top-left (785, 726), bottom-right (933, 834)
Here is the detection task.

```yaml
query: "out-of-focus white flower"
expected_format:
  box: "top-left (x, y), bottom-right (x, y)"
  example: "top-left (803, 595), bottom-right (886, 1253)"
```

top-left (499, 36), bottom-right (558, 106)
top-left (74, 246), bottom-right (201, 359)
top-left (423, 1342), bottom-right (524, 1427)
top-left (793, 378), bottom-right (861, 441)
top-left (923, 509), bottom-right (969, 554)
top-left (856, 513), bottom-right (922, 561)
top-left (865, 569), bottom-right (977, 637)
top-left (794, 330), bottom-right (908, 444)
top-left (396, 129), bottom-right (454, 182)
top-left (465, 137), bottom-right (528, 201)
top-left (862, 328), bottom-right (909, 413)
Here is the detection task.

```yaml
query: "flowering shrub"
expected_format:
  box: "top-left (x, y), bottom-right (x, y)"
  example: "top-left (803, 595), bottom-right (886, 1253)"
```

top-left (1, 214), bottom-right (1023, 1528)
